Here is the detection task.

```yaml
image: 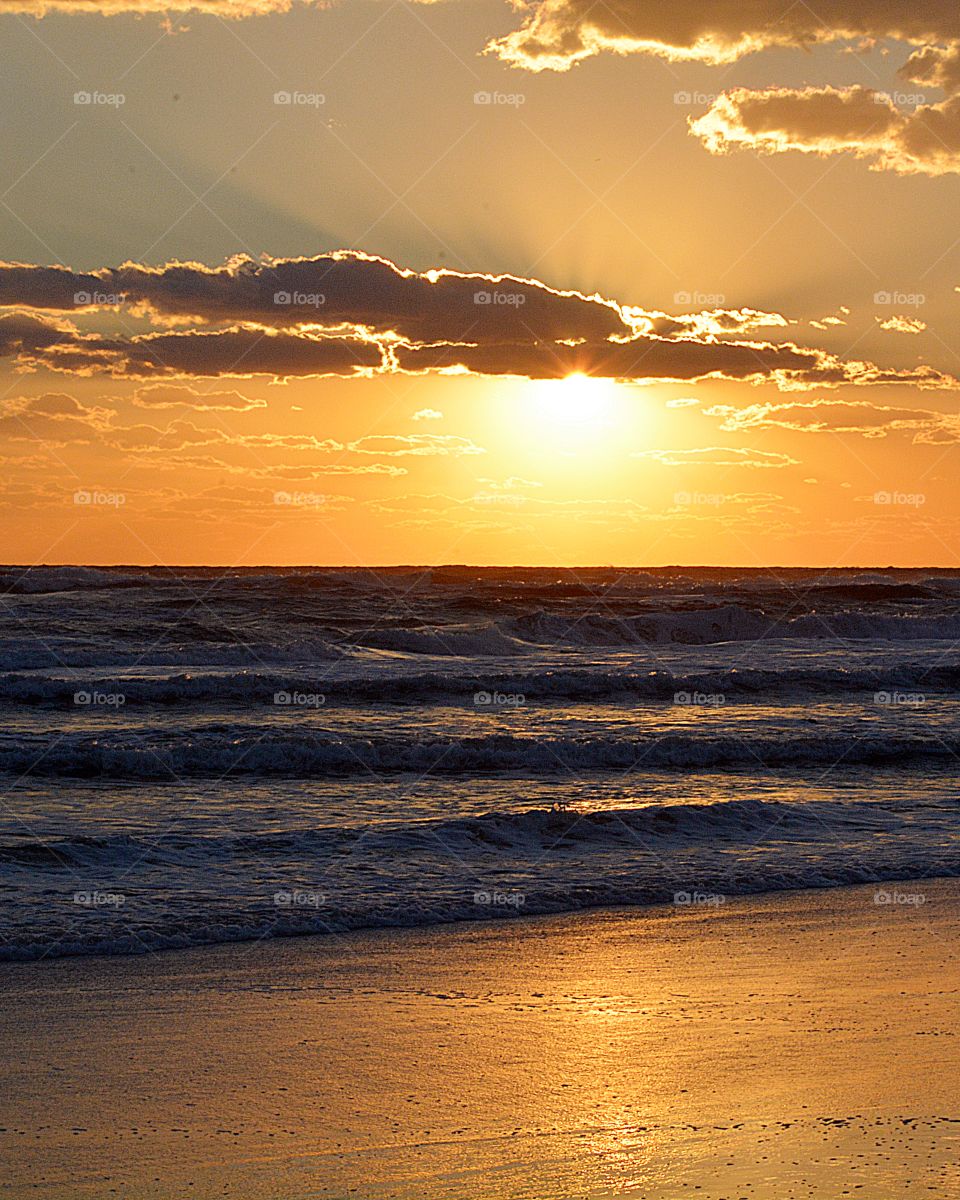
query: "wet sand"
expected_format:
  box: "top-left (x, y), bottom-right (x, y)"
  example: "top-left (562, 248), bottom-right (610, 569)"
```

top-left (1, 879), bottom-right (958, 1199)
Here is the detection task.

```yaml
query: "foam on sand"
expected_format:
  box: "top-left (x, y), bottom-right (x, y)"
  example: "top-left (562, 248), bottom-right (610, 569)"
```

top-left (0, 881), bottom-right (956, 1199)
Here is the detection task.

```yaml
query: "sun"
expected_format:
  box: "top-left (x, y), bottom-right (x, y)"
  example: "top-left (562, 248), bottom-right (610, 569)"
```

top-left (549, 372), bottom-right (613, 422)
top-left (536, 372), bottom-right (621, 436)
top-left (498, 371), bottom-right (637, 462)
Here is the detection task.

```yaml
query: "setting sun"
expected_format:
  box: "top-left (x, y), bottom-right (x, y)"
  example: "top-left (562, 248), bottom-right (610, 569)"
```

top-left (552, 373), bottom-right (619, 425)
top-left (516, 372), bottom-right (629, 454)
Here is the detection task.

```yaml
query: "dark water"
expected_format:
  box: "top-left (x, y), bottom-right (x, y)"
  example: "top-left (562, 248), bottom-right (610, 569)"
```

top-left (0, 564), bottom-right (957, 960)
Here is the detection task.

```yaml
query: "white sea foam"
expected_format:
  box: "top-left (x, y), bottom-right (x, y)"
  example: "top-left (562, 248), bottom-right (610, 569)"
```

top-left (0, 796), bottom-right (956, 961)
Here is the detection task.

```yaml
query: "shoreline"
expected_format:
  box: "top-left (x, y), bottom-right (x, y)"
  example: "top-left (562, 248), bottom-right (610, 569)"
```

top-left (2, 877), bottom-right (958, 1198)
top-left (0, 870), bottom-right (954, 969)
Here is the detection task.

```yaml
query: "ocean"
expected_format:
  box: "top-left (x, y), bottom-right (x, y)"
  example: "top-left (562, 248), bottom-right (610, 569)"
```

top-left (0, 564), bottom-right (957, 961)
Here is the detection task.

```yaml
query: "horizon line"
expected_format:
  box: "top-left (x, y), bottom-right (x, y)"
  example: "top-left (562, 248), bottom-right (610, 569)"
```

top-left (5, 563), bottom-right (958, 572)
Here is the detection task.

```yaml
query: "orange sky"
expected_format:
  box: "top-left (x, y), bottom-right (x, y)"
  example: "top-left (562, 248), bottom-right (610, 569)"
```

top-left (0, 0), bottom-right (958, 565)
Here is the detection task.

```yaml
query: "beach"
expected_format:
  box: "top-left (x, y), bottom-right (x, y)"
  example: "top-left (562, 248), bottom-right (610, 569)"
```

top-left (1, 566), bottom-right (958, 1197)
top-left (3, 0), bottom-right (960, 1185)
top-left (2, 878), bottom-right (957, 1199)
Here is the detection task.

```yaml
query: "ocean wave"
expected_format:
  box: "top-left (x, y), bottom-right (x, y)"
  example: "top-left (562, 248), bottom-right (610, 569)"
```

top-left (0, 797), bottom-right (902, 867)
top-left (354, 623), bottom-right (525, 657)
top-left (503, 606), bottom-right (960, 648)
top-left (3, 564), bottom-right (958, 965)
top-left (0, 566), bottom-right (148, 595)
top-left (0, 662), bottom-right (957, 706)
top-left (0, 640), bottom-right (347, 671)
top-left (1, 727), bottom-right (956, 778)
top-left (338, 608), bottom-right (960, 654)
top-left (0, 796), bottom-right (954, 961)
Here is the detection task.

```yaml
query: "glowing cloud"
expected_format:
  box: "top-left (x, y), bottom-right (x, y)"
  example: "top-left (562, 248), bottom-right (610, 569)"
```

top-left (484, 1), bottom-right (960, 71)
top-left (690, 86), bottom-right (960, 176)
top-left (0, 254), bottom-right (955, 392)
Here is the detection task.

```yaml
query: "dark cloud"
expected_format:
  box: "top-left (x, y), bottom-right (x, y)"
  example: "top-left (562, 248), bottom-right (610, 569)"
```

top-left (0, 253), bottom-right (630, 345)
top-left (113, 328), bottom-right (384, 379)
top-left (0, 254), bottom-right (956, 392)
top-left (394, 336), bottom-right (958, 390)
top-left (0, 311), bottom-right (79, 357)
top-left (0, 316), bottom-right (383, 380)
top-left (395, 336), bottom-right (816, 383)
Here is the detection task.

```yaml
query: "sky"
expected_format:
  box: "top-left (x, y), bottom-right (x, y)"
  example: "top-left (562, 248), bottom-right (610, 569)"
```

top-left (0, 0), bottom-right (958, 566)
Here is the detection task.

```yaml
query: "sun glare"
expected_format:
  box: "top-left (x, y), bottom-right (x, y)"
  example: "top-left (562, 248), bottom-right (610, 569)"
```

top-left (531, 372), bottom-right (623, 440)
top-left (554, 373), bottom-right (617, 423)
top-left (502, 372), bottom-right (637, 462)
